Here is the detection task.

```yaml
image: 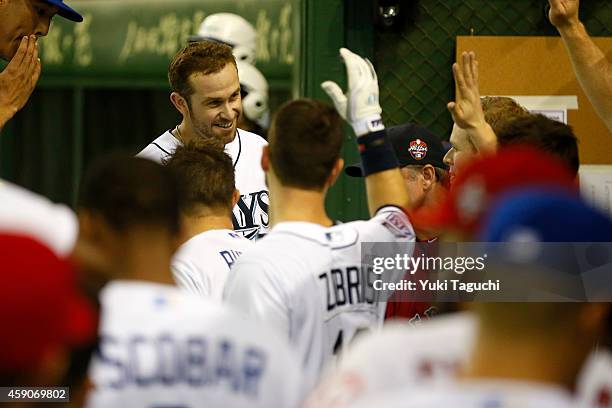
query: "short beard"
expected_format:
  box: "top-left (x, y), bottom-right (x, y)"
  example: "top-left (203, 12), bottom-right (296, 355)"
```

top-left (187, 105), bottom-right (235, 145)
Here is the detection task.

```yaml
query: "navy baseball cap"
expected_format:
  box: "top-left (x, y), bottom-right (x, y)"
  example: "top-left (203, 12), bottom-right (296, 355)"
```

top-left (345, 123), bottom-right (449, 177)
top-left (44, 0), bottom-right (83, 23)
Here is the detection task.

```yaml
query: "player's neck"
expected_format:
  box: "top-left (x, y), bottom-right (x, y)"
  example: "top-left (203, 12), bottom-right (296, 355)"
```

top-left (180, 214), bottom-right (234, 242)
top-left (425, 183), bottom-right (447, 209)
top-left (415, 185), bottom-right (447, 240)
top-left (269, 185), bottom-right (333, 227)
top-left (117, 231), bottom-right (176, 285)
top-left (461, 331), bottom-right (584, 390)
top-left (174, 122), bottom-right (193, 145)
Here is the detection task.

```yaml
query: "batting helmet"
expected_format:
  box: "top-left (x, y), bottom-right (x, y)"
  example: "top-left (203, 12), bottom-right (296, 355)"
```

top-left (237, 61), bottom-right (269, 125)
top-left (190, 13), bottom-right (257, 64)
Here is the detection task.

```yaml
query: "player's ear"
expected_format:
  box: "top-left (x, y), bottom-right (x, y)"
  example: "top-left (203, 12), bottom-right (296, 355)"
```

top-left (327, 157), bottom-right (345, 187)
top-left (422, 165), bottom-right (436, 191)
top-left (170, 92), bottom-right (189, 117)
top-left (261, 145), bottom-right (270, 172)
top-left (231, 189), bottom-right (241, 207)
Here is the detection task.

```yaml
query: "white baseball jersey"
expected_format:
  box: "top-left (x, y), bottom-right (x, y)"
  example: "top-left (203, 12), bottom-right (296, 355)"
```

top-left (577, 348), bottom-right (612, 407)
top-left (350, 381), bottom-right (575, 408)
top-left (86, 280), bottom-right (302, 408)
top-left (305, 312), bottom-right (475, 407)
top-left (223, 206), bottom-right (415, 393)
top-left (172, 229), bottom-right (253, 301)
top-left (0, 179), bottom-right (77, 257)
top-left (137, 128), bottom-right (269, 240)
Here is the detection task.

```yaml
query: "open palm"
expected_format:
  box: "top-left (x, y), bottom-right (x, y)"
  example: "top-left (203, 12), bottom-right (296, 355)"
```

top-left (447, 51), bottom-right (485, 130)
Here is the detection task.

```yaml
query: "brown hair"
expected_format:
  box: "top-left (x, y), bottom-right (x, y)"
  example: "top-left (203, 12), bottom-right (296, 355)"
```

top-left (79, 156), bottom-right (181, 234)
top-left (268, 99), bottom-right (344, 190)
top-left (496, 114), bottom-right (580, 176)
top-left (481, 96), bottom-right (530, 134)
top-left (168, 41), bottom-right (237, 102)
top-left (164, 140), bottom-right (236, 215)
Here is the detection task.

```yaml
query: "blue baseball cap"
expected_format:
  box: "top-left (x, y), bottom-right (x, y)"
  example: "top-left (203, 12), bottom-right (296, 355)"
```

top-left (478, 188), bottom-right (612, 301)
top-left (44, 0), bottom-right (83, 23)
top-left (480, 188), bottom-right (612, 242)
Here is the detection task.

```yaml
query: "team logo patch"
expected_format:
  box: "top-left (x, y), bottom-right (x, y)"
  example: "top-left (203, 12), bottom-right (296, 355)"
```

top-left (408, 139), bottom-right (428, 160)
top-left (382, 211), bottom-right (413, 238)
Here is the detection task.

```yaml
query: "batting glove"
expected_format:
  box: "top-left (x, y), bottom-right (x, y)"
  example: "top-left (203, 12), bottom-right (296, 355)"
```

top-left (321, 48), bottom-right (384, 137)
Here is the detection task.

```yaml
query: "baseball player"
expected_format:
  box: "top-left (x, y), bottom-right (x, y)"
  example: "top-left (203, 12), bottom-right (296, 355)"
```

top-left (344, 123), bottom-right (449, 322)
top-left (77, 155), bottom-right (302, 408)
top-left (444, 52), bottom-right (581, 185)
top-left (0, 233), bottom-right (97, 395)
top-left (189, 13), bottom-right (271, 136)
top-left (305, 148), bottom-right (582, 407)
top-left (164, 141), bottom-right (253, 300)
top-left (0, 0), bottom-right (82, 129)
top-left (443, 51), bottom-right (498, 178)
top-left (137, 41), bottom-right (268, 240)
top-left (363, 190), bottom-right (612, 407)
top-left (223, 48), bottom-right (416, 393)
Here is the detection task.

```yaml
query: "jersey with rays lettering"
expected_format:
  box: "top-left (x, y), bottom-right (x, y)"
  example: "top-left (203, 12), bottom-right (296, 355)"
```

top-left (86, 281), bottom-right (302, 408)
top-left (223, 206), bottom-right (415, 393)
top-left (136, 128), bottom-right (269, 240)
top-left (172, 229), bottom-right (253, 301)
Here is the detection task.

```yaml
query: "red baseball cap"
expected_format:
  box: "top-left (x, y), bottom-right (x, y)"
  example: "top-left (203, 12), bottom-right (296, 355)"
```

top-left (0, 234), bottom-right (97, 373)
top-left (411, 145), bottom-right (579, 237)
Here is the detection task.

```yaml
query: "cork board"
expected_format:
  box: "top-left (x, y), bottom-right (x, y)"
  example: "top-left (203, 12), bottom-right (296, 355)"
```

top-left (457, 36), bottom-right (612, 164)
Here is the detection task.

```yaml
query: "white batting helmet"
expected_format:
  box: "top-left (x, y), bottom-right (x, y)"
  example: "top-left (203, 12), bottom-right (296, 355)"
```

top-left (237, 61), bottom-right (269, 125)
top-left (190, 13), bottom-right (257, 64)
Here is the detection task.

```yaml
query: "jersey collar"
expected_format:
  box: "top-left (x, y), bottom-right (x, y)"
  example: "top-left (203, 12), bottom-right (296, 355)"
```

top-left (224, 129), bottom-right (242, 168)
top-left (271, 222), bottom-right (331, 247)
top-left (163, 128), bottom-right (243, 168)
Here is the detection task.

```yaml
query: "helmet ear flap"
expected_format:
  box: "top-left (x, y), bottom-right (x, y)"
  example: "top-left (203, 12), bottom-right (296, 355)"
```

top-left (232, 45), bottom-right (256, 64)
top-left (242, 89), bottom-right (268, 122)
top-left (236, 61), bottom-right (269, 125)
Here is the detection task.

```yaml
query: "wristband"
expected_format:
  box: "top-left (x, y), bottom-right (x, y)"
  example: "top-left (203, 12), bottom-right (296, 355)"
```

top-left (358, 130), bottom-right (399, 176)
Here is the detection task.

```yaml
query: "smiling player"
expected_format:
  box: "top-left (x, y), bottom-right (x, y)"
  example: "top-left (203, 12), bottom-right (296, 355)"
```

top-left (137, 41), bottom-right (269, 240)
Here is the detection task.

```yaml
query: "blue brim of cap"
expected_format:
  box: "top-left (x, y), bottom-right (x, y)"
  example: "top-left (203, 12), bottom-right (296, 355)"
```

top-left (44, 0), bottom-right (83, 22)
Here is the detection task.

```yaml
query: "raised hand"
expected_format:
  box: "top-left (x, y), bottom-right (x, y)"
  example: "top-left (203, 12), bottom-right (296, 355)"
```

top-left (321, 48), bottom-right (384, 137)
top-left (447, 51), bottom-right (486, 131)
top-left (448, 51), bottom-right (497, 153)
top-left (548, 0), bottom-right (580, 29)
top-left (0, 36), bottom-right (41, 129)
